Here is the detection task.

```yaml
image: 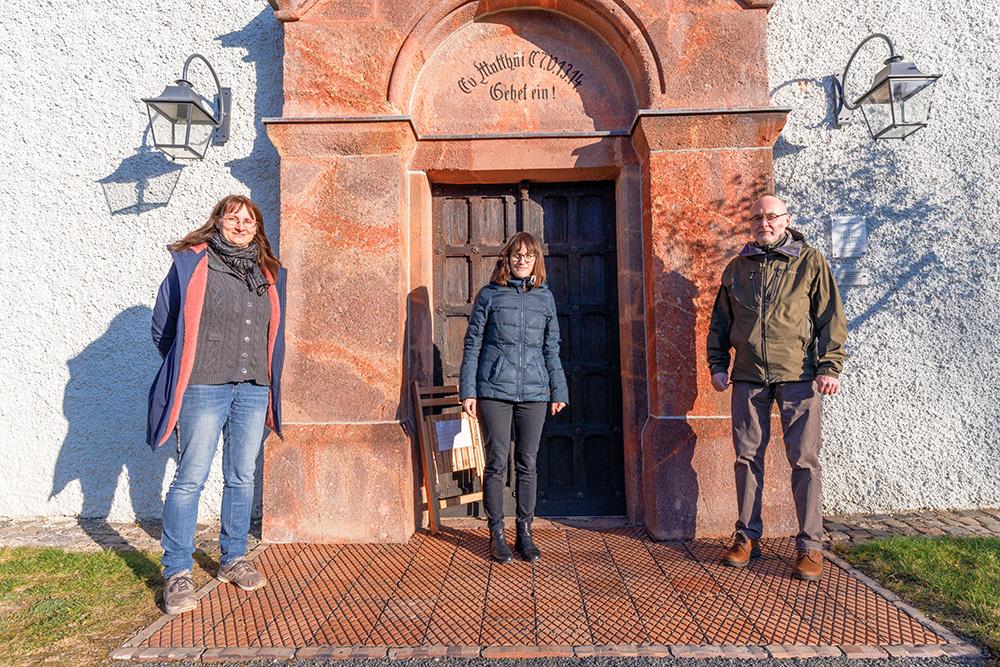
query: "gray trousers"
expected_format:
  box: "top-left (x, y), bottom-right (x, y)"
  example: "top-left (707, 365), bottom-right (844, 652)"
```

top-left (732, 380), bottom-right (823, 551)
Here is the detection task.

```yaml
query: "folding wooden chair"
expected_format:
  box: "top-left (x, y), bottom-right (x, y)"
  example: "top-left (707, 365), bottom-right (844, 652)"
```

top-left (411, 381), bottom-right (486, 533)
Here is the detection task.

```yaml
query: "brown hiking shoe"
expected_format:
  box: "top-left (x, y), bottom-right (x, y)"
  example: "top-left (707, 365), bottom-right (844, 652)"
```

top-left (163, 570), bottom-right (197, 615)
top-left (722, 533), bottom-right (760, 568)
top-left (217, 558), bottom-right (267, 591)
top-left (794, 550), bottom-right (824, 581)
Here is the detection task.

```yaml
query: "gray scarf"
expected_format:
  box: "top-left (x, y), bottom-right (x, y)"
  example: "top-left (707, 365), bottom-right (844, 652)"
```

top-left (208, 232), bottom-right (270, 295)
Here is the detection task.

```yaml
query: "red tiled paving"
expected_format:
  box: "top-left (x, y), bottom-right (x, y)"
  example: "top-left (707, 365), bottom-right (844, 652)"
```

top-left (137, 526), bottom-right (949, 652)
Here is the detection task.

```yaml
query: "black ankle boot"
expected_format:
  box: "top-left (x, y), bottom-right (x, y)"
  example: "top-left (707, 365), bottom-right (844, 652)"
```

top-left (490, 527), bottom-right (513, 563)
top-left (515, 521), bottom-right (542, 562)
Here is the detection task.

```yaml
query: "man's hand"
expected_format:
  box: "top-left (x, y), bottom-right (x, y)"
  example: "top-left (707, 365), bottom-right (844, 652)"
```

top-left (815, 375), bottom-right (840, 396)
top-left (462, 398), bottom-right (478, 419)
top-left (551, 402), bottom-right (567, 416)
top-left (711, 372), bottom-right (730, 392)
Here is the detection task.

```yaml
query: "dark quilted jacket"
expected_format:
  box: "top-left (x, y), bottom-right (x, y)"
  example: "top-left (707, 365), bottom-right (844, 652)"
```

top-left (459, 278), bottom-right (569, 404)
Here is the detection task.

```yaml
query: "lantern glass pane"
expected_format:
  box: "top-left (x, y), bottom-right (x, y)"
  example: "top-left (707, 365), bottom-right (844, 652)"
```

top-left (187, 123), bottom-right (214, 158)
top-left (859, 94), bottom-right (893, 137)
top-left (187, 99), bottom-right (218, 125)
top-left (147, 103), bottom-right (212, 159)
top-left (893, 79), bottom-right (936, 125)
top-left (147, 106), bottom-right (190, 148)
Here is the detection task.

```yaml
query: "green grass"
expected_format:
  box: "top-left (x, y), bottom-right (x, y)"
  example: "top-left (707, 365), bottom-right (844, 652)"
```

top-left (839, 535), bottom-right (1000, 654)
top-left (0, 547), bottom-right (168, 666)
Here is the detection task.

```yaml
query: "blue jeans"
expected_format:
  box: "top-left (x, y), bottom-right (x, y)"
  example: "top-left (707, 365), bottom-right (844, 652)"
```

top-left (161, 382), bottom-right (269, 578)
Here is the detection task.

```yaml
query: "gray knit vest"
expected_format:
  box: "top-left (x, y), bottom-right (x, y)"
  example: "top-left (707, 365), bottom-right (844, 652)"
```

top-left (188, 250), bottom-right (271, 386)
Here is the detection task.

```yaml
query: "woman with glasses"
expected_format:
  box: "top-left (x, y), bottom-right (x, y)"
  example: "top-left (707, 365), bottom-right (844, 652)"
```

top-left (460, 232), bottom-right (568, 563)
top-left (146, 194), bottom-right (286, 614)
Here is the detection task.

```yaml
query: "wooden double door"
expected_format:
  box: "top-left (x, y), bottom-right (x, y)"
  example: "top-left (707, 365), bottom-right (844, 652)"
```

top-left (431, 181), bottom-right (625, 516)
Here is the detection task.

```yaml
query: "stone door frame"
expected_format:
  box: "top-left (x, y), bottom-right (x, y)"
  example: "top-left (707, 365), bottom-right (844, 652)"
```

top-left (406, 132), bottom-right (646, 524)
top-left (264, 0), bottom-right (793, 543)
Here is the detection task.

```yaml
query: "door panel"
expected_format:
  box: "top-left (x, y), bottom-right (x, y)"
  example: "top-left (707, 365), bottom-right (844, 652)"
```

top-left (431, 181), bottom-right (625, 516)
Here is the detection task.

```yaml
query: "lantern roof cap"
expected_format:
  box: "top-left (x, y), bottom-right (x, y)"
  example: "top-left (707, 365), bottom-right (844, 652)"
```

top-left (142, 79), bottom-right (219, 125)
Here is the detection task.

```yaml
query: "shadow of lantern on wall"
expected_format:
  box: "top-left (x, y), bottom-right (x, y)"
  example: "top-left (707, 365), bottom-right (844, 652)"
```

top-left (98, 127), bottom-right (184, 215)
top-left (142, 54), bottom-right (231, 159)
top-left (834, 34), bottom-right (941, 140)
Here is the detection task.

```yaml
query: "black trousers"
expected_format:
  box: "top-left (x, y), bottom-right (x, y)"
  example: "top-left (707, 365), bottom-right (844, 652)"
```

top-left (477, 399), bottom-right (548, 529)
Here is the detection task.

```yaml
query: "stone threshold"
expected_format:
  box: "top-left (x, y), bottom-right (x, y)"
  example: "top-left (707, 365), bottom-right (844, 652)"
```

top-left (109, 642), bottom-right (985, 662)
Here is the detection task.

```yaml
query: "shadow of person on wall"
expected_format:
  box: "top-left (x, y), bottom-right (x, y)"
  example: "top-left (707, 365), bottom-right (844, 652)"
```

top-left (216, 8), bottom-right (284, 255)
top-left (50, 306), bottom-right (169, 590)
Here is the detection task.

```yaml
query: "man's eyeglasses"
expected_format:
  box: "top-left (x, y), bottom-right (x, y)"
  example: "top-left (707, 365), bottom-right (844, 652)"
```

top-left (748, 212), bottom-right (789, 224)
top-left (220, 215), bottom-right (258, 228)
top-left (511, 253), bottom-right (536, 262)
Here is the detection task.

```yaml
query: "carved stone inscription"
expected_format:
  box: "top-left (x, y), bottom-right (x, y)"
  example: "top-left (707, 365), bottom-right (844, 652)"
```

top-left (411, 11), bottom-right (637, 134)
top-left (456, 50), bottom-right (585, 102)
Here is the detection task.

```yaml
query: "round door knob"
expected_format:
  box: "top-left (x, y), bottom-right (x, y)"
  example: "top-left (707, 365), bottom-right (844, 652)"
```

top-left (435, 248), bottom-right (442, 255)
top-left (571, 305), bottom-right (579, 312)
top-left (574, 427), bottom-right (583, 435)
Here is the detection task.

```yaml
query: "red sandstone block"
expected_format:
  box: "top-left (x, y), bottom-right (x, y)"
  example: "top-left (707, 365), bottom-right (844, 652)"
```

top-left (885, 644), bottom-right (947, 658)
top-left (941, 644), bottom-right (986, 657)
top-left (767, 645), bottom-right (843, 659)
top-left (388, 646), bottom-right (451, 658)
top-left (720, 645), bottom-right (769, 659)
top-left (296, 647), bottom-right (356, 659)
top-left (576, 644), bottom-right (641, 657)
top-left (483, 645), bottom-right (575, 658)
top-left (256, 647), bottom-right (296, 659)
top-left (109, 648), bottom-right (138, 662)
top-left (202, 647), bottom-right (262, 663)
top-left (840, 645), bottom-right (890, 658)
top-left (671, 646), bottom-right (727, 658)
top-left (637, 645), bottom-right (672, 657)
top-left (296, 646), bottom-right (392, 659)
top-left (136, 647), bottom-right (203, 663)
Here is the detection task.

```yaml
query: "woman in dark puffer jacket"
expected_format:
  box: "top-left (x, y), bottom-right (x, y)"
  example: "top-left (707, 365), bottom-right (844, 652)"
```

top-left (460, 232), bottom-right (569, 563)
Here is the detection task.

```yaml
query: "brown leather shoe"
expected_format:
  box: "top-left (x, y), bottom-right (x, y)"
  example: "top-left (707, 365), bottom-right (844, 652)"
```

top-left (722, 534), bottom-right (760, 568)
top-left (793, 550), bottom-right (824, 581)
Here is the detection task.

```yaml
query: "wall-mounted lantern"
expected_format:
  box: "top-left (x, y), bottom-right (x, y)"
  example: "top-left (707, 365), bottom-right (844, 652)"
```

top-left (142, 54), bottom-right (231, 159)
top-left (834, 34), bottom-right (940, 140)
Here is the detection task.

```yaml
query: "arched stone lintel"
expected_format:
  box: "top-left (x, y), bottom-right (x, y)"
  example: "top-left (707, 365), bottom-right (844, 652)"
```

top-left (387, 0), bottom-right (662, 112)
top-left (269, 0), bottom-right (777, 23)
top-left (737, 0), bottom-right (778, 10)
top-left (267, 0), bottom-right (324, 22)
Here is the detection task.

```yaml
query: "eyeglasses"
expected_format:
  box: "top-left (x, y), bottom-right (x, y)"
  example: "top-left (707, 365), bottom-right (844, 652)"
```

top-left (748, 212), bottom-right (789, 224)
top-left (220, 215), bottom-right (258, 228)
top-left (511, 253), bottom-right (536, 262)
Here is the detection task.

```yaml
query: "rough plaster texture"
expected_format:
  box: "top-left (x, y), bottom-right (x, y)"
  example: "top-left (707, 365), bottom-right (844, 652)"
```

top-left (0, 1), bottom-right (284, 521)
top-left (0, 0), bottom-right (996, 522)
top-left (766, 2), bottom-right (1000, 513)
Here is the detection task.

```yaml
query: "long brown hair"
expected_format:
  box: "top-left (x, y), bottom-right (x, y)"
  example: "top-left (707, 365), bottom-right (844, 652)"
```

top-left (490, 232), bottom-right (546, 287)
top-left (169, 194), bottom-right (282, 279)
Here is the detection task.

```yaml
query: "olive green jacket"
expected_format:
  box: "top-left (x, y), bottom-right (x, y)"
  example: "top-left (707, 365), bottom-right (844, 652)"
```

top-left (707, 229), bottom-right (847, 383)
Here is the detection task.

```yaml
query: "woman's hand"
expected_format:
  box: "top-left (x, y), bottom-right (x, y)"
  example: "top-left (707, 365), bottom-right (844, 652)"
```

top-left (550, 402), bottom-right (567, 416)
top-left (462, 398), bottom-right (478, 419)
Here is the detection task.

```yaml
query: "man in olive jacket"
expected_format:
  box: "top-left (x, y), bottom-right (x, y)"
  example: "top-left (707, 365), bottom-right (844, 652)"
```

top-left (707, 194), bottom-right (847, 581)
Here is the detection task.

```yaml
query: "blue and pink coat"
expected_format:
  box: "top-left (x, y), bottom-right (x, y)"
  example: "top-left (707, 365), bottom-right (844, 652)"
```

top-left (146, 243), bottom-right (287, 449)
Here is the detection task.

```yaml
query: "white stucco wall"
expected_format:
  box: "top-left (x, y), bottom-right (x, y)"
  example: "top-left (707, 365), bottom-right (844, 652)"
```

top-left (0, 1), bottom-right (283, 521)
top-left (0, 1), bottom-right (996, 522)
top-left (767, 2), bottom-right (1000, 513)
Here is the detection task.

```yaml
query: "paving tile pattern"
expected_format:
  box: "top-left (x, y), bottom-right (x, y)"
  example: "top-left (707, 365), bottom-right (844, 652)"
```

top-left (138, 527), bottom-right (946, 649)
